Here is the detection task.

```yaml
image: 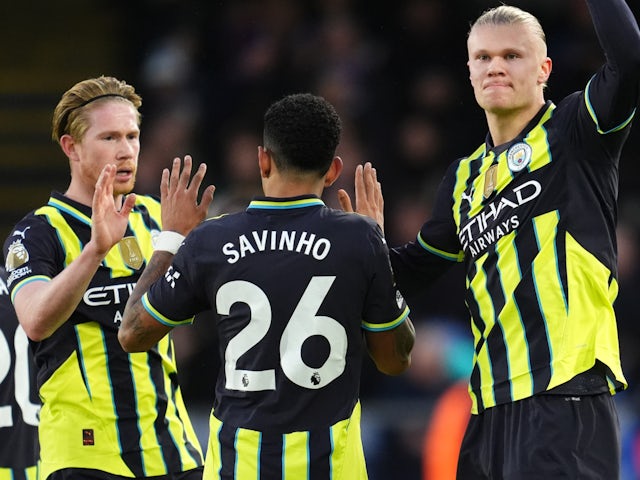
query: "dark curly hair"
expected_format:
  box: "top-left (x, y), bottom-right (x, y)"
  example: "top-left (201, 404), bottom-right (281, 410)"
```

top-left (263, 93), bottom-right (342, 177)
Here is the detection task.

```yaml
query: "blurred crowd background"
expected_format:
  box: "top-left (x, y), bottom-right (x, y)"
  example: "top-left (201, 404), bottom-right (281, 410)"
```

top-left (2, 1), bottom-right (640, 478)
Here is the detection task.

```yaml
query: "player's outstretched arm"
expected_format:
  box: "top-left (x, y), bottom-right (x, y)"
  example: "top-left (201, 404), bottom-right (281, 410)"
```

top-left (119, 156), bottom-right (215, 352)
top-left (365, 317), bottom-right (416, 375)
top-left (119, 250), bottom-right (174, 352)
top-left (13, 165), bottom-right (135, 341)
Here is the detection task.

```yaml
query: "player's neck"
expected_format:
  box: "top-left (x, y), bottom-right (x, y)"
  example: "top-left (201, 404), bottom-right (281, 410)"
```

top-left (485, 101), bottom-right (544, 147)
top-left (262, 180), bottom-right (324, 199)
top-left (65, 180), bottom-right (124, 209)
top-left (64, 181), bottom-right (95, 207)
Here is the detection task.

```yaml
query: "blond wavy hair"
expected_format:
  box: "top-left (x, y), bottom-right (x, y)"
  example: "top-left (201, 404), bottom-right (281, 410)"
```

top-left (51, 75), bottom-right (142, 144)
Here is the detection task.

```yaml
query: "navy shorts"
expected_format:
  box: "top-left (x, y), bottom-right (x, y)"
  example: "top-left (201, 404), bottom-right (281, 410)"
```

top-left (46, 467), bottom-right (203, 480)
top-left (456, 392), bottom-right (620, 479)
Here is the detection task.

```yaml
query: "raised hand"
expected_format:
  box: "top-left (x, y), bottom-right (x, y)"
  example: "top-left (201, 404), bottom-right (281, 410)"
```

top-left (337, 162), bottom-right (385, 232)
top-left (160, 155), bottom-right (216, 235)
top-left (91, 164), bottom-right (138, 256)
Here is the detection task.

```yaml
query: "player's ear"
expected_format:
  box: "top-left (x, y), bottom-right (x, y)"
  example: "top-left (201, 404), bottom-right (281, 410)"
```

top-left (60, 134), bottom-right (79, 161)
top-left (258, 146), bottom-right (272, 178)
top-left (538, 57), bottom-right (552, 86)
top-left (324, 156), bottom-right (343, 187)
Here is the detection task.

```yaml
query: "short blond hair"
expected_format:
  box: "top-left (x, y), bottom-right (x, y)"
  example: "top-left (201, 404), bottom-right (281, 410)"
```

top-left (470, 5), bottom-right (546, 47)
top-left (51, 76), bottom-right (142, 144)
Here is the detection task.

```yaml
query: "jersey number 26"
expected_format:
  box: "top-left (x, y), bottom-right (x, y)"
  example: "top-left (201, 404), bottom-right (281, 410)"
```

top-left (217, 276), bottom-right (347, 391)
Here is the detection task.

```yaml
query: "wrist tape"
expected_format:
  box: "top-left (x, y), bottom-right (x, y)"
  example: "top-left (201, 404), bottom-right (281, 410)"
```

top-left (153, 231), bottom-right (185, 254)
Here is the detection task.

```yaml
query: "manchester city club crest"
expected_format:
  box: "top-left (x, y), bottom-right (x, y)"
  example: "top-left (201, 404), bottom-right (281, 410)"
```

top-left (507, 142), bottom-right (532, 172)
top-left (118, 236), bottom-right (144, 270)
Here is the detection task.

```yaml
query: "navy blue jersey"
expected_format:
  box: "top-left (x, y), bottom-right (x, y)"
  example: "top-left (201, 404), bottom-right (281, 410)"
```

top-left (0, 266), bottom-right (39, 478)
top-left (144, 195), bottom-right (409, 433)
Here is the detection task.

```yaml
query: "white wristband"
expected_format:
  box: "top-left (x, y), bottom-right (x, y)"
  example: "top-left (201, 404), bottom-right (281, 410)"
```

top-left (153, 231), bottom-right (185, 254)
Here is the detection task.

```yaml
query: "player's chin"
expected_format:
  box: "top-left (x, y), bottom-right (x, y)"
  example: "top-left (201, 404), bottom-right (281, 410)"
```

top-left (114, 179), bottom-right (136, 196)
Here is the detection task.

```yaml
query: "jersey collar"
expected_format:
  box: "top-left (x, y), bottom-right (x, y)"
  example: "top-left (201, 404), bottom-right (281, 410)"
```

top-left (47, 191), bottom-right (93, 225)
top-left (47, 191), bottom-right (148, 226)
top-left (484, 100), bottom-right (555, 152)
top-left (247, 195), bottom-right (325, 211)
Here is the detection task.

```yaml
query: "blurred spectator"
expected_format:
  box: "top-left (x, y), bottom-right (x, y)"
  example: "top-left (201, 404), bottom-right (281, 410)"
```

top-left (422, 380), bottom-right (471, 480)
top-left (616, 208), bottom-right (640, 391)
top-left (207, 126), bottom-right (264, 216)
top-left (615, 199), bottom-right (640, 480)
top-left (136, 103), bottom-right (201, 194)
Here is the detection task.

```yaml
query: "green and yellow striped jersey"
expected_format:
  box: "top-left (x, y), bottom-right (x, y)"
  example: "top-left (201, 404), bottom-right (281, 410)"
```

top-left (392, 90), bottom-right (634, 414)
top-left (4, 192), bottom-right (203, 479)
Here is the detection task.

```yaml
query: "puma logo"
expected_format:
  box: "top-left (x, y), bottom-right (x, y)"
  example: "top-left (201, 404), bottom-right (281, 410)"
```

top-left (11, 227), bottom-right (31, 239)
top-left (461, 190), bottom-right (474, 206)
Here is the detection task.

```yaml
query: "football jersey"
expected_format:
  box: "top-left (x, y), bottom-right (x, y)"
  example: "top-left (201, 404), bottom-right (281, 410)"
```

top-left (390, 2), bottom-right (639, 414)
top-left (143, 195), bottom-right (410, 478)
top-left (0, 266), bottom-right (39, 480)
top-left (204, 401), bottom-right (368, 480)
top-left (3, 192), bottom-right (203, 479)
